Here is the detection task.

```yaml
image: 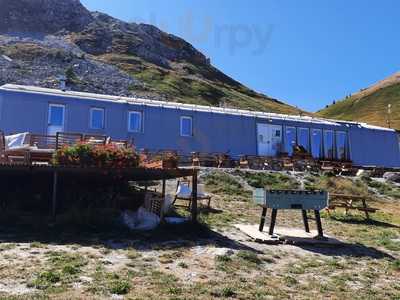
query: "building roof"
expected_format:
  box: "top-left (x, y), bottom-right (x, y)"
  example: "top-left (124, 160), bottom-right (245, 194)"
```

top-left (0, 84), bottom-right (395, 132)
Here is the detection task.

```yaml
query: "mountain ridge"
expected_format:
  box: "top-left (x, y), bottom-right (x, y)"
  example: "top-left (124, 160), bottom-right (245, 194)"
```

top-left (317, 72), bottom-right (400, 130)
top-left (0, 0), bottom-right (302, 115)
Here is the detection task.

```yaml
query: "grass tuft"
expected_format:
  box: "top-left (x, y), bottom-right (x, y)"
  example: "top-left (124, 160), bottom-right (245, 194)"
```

top-left (109, 279), bottom-right (131, 295)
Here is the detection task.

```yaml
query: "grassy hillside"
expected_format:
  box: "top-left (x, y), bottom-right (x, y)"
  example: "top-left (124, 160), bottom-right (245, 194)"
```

top-left (317, 74), bottom-right (400, 129)
top-left (97, 53), bottom-right (302, 114)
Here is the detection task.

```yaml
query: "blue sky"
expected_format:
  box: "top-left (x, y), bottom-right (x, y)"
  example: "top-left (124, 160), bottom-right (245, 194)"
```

top-left (81, 0), bottom-right (400, 112)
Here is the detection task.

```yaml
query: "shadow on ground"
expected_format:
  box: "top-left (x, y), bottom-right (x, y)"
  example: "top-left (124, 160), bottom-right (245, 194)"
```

top-left (0, 210), bottom-right (260, 254)
top-left (327, 216), bottom-right (400, 229)
top-left (297, 242), bottom-right (396, 259)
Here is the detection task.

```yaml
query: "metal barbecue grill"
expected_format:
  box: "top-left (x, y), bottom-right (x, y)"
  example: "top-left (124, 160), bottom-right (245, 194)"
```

top-left (253, 189), bottom-right (329, 237)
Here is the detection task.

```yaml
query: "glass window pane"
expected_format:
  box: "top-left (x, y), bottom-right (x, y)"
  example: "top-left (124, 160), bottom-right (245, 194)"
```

top-left (298, 128), bottom-right (310, 152)
top-left (324, 130), bottom-right (334, 159)
top-left (311, 129), bottom-right (323, 159)
top-left (181, 117), bottom-right (192, 136)
top-left (336, 131), bottom-right (348, 161)
top-left (129, 112), bottom-right (142, 132)
top-left (91, 108), bottom-right (104, 129)
top-left (284, 127), bottom-right (296, 156)
top-left (49, 106), bottom-right (64, 126)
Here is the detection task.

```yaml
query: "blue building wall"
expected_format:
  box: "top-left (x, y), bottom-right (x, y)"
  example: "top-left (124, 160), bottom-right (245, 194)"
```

top-left (0, 87), bottom-right (399, 168)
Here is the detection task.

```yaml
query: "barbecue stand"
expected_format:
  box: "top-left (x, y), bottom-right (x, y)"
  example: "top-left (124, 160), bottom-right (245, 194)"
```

top-left (253, 189), bottom-right (329, 238)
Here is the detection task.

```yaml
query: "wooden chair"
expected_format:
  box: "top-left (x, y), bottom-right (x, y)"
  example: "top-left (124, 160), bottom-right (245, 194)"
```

top-left (215, 153), bottom-right (233, 168)
top-left (84, 134), bottom-right (107, 145)
top-left (173, 180), bottom-right (211, 209)
top-left (191, 152), bottom-right (217, 167)
top-left (177, 153), bottom-right (192, 167)
top-left (30, 134), bottom-right (57, 149)
top-left (239, 155), bottom-right (250, 169)
top-left (0, 131), bottom-right (30, 164)
top-left (282, 157), bottom-right (295, 171)
top-left (0, 130), bottom-right (8, 163)
top-left (320, 160), bottom-right (336, 173)
top-left (109, 139), bottom-right (130, 149)
top-left (28, 134), bottom-right (57, 164)
top-left (56, 132), bottom-right (83, 149)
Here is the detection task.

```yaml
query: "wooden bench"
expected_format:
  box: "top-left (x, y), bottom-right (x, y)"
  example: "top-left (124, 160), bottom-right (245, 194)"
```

top-left (328, 193), bottom-right (379, 219)
top-left (191, 152), bottom-right (217, 167)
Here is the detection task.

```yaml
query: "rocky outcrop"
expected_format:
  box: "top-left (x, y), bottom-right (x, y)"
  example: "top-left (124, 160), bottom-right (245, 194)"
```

top-left (71, 13), bottom-right (208, 68)
top-left (383, 172), bottom-right (400, 184)
top-left (0, 0), bottom-right (94, 34)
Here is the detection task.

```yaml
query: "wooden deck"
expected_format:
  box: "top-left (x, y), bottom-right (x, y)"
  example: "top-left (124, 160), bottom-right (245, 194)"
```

top-left (0, 163), bottom-right (199, 222)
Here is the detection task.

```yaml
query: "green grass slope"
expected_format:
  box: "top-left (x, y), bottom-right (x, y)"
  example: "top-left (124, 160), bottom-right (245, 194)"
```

top-left (317, 76), bottom-right (400, 130)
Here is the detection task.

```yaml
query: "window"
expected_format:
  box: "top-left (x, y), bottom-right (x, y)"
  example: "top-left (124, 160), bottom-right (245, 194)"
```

top-left (311, 129), bottom-right (323, 159)
top-left (180, 116), bottom-right (193, 137)
top-left (284, 126), bottom-right (296, 156)
top-left (90, 108), bottom-right (105, 129)
top-left (128, 111), bottom-right (143, 132)
top-left (323, 130), bottom-right (334, 159)
top-left (298, 128), bottom-right (310, 152)
top-left (48, 104), bottom-right (65, 127)
top-left (336, 131), bottom-right (349, 161)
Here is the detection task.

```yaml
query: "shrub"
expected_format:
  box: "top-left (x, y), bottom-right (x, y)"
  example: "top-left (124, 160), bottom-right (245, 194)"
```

top-left (54, 142), bottom-right (140, 168)
top-left (65, 66), bottom-right (78, 84)
top-left (109, 279), bottom-right (131, 295)
top-left (239, 171), bottom-right (299, 190)
top-left (221, 287), bottom-right (236, 298)
top-left (204, 171), bottom-right (251, 199)
top-left (237, 250), bottom-right (262, 264)
top-left (30, 271), bottom-right (61, 289)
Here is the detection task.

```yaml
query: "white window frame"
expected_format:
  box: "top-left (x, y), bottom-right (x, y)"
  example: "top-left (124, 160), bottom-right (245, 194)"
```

top-left (90, 107), bottom-right (105, 130)
top-left (128, 111), bottom-right (143, 133)
top-left (48, 103), bottom-right (65, 126)
top-left (180, 116), bottom-right (193, 137)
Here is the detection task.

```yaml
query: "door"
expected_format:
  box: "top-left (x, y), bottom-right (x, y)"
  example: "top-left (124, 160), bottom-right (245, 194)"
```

top-left (47, 104), bottom-right (65, 136)
top-left (257, 124), bottom-right (282, 156)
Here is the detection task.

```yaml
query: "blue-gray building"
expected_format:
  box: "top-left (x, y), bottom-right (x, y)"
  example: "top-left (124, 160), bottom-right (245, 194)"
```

top-left (0, 84), bottom-right (399, 168)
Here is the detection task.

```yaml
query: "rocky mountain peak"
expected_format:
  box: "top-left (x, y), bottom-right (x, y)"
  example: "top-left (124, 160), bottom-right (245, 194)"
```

top-left (0, 0), bottom-right (300, 114)
top-left (0, 0), bottom-right (94, 34)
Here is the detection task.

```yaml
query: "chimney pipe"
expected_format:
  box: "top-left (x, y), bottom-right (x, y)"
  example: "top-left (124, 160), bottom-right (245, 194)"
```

top-left (58, 75), bottom-right (67, 91)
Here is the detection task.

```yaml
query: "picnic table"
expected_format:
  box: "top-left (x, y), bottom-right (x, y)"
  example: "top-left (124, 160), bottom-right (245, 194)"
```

top-left (328, 193), bottom-right (379, 219)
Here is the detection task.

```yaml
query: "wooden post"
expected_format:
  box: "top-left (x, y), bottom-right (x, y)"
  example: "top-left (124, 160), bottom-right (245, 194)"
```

top-left (361, 198), bottom-right (370, 220)
top-left (191, 169), bottom-right (198, 223)
top-left (52, 171), bottom-right (58, 220)
top-left (162, 179), bottom-right (166, 198)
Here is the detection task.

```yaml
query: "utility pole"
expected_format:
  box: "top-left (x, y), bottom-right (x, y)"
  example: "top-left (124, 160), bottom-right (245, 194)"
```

top-left (387, 104), bottom-right (392, 129)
